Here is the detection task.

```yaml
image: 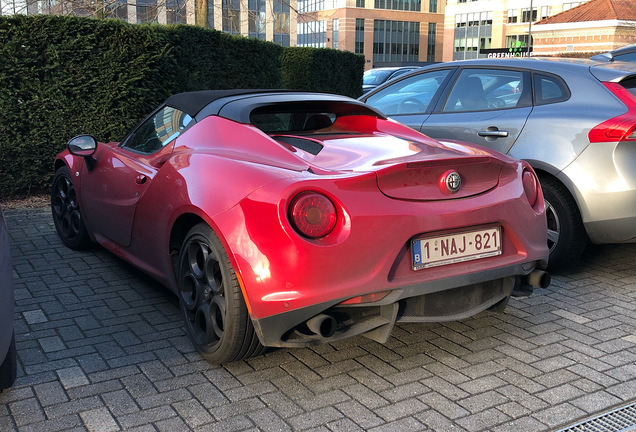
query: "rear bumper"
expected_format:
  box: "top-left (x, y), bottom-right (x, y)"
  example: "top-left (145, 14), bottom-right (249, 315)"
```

top-left (561, 141), bottom-right (636, 244)
top-left (252, 260), bottom-right (547, 348)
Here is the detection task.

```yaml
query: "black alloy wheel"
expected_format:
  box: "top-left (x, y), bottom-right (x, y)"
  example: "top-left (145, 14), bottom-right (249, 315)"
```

top-left (177, 223), bottom-right (264, 363)
top-left (540, 176), bottom-right (588, 270)
top-left (51, 166), bottom-right (91, 250)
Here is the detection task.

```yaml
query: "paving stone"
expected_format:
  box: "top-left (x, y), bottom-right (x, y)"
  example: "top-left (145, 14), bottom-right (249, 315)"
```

top-left (4, 209), bottom-right (636, 432)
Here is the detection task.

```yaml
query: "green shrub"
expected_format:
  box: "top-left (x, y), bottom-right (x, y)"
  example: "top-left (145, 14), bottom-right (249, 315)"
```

top-left (0, 15), bottom-right (364, 198)
top-left (282, 47), bottom-right (365, 98)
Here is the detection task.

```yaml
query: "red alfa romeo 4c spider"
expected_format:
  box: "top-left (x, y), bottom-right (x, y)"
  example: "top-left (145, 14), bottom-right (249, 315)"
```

top-left (52, 90), bottom-right (550, 363)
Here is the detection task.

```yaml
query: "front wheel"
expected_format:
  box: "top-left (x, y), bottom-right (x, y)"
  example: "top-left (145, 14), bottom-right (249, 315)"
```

top-left (540, 176), bottom-right (588, 270)
top-left (177, 223), bottom-right (265, 363)
top-left (51, 166), bottom-right (91, 250)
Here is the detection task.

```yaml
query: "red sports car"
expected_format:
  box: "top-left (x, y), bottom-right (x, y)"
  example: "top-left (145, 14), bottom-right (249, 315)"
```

top-left (52, 90), bottom-right (550, 363)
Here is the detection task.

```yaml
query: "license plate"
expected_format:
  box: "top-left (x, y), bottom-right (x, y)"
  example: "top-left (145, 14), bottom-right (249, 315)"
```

top-left (411, 226), bottom-right (502, 270)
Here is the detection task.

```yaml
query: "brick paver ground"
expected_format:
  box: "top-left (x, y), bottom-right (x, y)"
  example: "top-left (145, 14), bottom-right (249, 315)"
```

top-left (1, 207), bottom-right (635, 431)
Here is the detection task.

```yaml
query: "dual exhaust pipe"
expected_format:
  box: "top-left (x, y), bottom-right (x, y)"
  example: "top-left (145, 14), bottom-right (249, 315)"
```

top-left (306, 313), bottom-right (337, 338)
top-left (306, 270), bottom-right (550, 337)
top-left (526, 269), bottom-right (551, 289)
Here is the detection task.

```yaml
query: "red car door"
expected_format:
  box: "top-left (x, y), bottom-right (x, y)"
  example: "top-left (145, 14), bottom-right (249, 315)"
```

top-left (79, 144), bottom-right (167, 247)
top-left (79, 106), bottom-right (191, 247)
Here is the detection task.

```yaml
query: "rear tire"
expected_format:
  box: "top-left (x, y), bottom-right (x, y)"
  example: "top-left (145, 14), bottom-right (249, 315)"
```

top-left (540, 176), bottom-right (588, 270)
top-left (177, 223), bottom-right (265, 363)
top-left (0, 332), bottom-right (17, 391)
top-left (51, 166), bottom-right (91, 250)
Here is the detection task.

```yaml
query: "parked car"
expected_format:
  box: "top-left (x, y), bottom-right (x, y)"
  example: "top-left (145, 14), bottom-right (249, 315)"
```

top-left (360, 58), bottom-right (636, 269)
top-left (591, 44), bottom-right (636, 62)
top-left (363, 67), bottom-right (420, 93)
top-left (52, 90), bottom-right (549, 363)
top-left (0, 204), bottom-right (16, 391)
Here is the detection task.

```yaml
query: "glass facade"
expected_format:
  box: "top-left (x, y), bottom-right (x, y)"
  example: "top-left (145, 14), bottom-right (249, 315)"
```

top-left (248, 0), bottom-right (266, 39)
top-left (298, 21), bottom-right (327, 47)
top-left (332, 18), bottom-right (339, 49)
top-left (374, 0), bottom-right (421, 12)
top-left (298, 0), bottom-right (326, 13)
top-left (273, 0), bottom-right (290, 47)
top-left (454, 11), bottom-right (492, 60)
top-left (137, 0), bottom-right (158, 23)
top-left (427, 22), bottom-right (436, 62)
top-left (105, 0), bottom-right (127, 20)
top-left (355, 18), bottom-right (365, 54)
top-left (372, 20), bottom-right (419, 64)
top-left (166, 0), bottom-right (186, 24)
top-left (223, 0), bottom-right (240, 34)
top-left (506, 34), bottom-right (532, 49)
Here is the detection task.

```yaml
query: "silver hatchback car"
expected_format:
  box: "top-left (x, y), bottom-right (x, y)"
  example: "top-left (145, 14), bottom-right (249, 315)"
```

top-left (361, 58), bottom-right (636, 269)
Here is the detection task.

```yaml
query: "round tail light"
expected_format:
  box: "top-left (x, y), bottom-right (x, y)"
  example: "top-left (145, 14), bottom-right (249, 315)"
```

top-left (522, 168), bottom-right (539, 208)
top-left (289, 192), bottom-right (337, 239)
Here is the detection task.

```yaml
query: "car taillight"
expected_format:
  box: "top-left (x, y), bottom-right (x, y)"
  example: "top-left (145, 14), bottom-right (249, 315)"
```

top-left (588, 82), bottom-right (636, 143)
top-left (522, 168), bottom-right (539, 208)
top-left (289, 192), bottom-right (337, 239)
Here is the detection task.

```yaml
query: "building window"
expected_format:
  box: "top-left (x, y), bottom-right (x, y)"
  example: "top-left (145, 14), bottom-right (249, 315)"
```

top-left (299, 0), bottom-right (326, 13)
top-left (507, 9), bottom-right (517, 23)
top-left (355, 18), bottom-right (365, 54)
top-left (541, 5), bottom-right (549, 18)
top-left (456, 14), bottom-right (466, 27)
top-left (374, 0), bottom-right (421, 12)
top-left (427, 22), bottom-right (436, 62)
top-left (563, 1), bottom-right (584, 11)
top-left (480, 11), bottom-right (492, 25)
top-left (249, 0), bottom-right (266, 39)
top-left (332, 18), bottom-right (339, 49)
top-left (373, 20), bottom-right (419, 64)
top-left (166, 0), bottom-right (186, 24)
top-left (506, 34), bottom-right (532, 49)
top-left (297, 20), bottom-right (327, 47)
top-left (356, 0), bottom-right (365, 7)
top-left (521, 8), bottom-right (537, 23)
top-left (223, 0), bottom-right (240, 34)
top-left (429, 0), bottom-right (437, 13)
top-left (137, 0), bottom-right (158, 23)
top-left (453, 10), bottom-right (492, 60)
top-left (274, 0), bottom-right (290, 46)
top-left (105, 0), bottom-right (127, 20)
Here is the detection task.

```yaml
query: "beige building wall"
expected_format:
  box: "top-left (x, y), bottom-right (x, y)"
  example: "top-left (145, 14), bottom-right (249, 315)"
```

top-left (442, 0), bottom-right (589, 62)
top-left (533, 20), bottom-right (636, 54)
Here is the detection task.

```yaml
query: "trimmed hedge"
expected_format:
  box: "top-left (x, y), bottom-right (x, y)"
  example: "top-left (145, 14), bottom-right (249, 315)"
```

top-left (0, 15), bottom-right (364, 198)
top-left (281, 47), bottom-right (365, 98)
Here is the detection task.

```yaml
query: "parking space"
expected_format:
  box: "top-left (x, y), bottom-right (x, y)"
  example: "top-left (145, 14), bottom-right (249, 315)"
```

top-left (1, 206), bottom-right (636, 431)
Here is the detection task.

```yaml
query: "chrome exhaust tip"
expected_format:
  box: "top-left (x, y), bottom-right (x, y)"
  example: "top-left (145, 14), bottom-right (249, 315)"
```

top-left (526, 269), bottom-right (551, 289)
top-left (306, 314), bottom-right (337, 338)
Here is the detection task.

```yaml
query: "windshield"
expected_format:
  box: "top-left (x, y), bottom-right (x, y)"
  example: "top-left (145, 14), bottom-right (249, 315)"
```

top-left (363, 69), bottom-right (394, 86)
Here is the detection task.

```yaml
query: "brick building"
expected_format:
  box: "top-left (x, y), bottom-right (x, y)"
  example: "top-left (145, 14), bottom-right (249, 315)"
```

top-left (532, 0), bottom-right (636, 55)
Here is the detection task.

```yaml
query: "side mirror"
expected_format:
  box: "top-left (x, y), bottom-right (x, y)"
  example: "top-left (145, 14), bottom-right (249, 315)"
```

top-left (67, 135), bottom-right (97, 157)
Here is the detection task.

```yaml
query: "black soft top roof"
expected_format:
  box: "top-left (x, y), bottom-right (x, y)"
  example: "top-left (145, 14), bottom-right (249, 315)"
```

top-left (164, 89), bottom-right (284, 116)
top-left (163, 89), bottom-right (386, 121)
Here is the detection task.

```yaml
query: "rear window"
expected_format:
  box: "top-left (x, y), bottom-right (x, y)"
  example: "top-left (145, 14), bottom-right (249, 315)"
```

top-left (533, 73), bottom-right (570, 105)
top-left (619, 77), bottom-right (636, 98)
top-left (250, 111), bottom-right (336, 133)
top-left (614, 52), bottom-right (636, 62)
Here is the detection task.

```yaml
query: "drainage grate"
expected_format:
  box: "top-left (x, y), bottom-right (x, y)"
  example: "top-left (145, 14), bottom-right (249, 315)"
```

top-left (557, 402), bottom-right (636, 432)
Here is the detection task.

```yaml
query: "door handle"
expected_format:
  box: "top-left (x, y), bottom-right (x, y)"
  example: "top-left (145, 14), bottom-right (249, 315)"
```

top-left (478, 129), bottom-right (509, 138)
top-left (135, 174), bottom-right (147, 185)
